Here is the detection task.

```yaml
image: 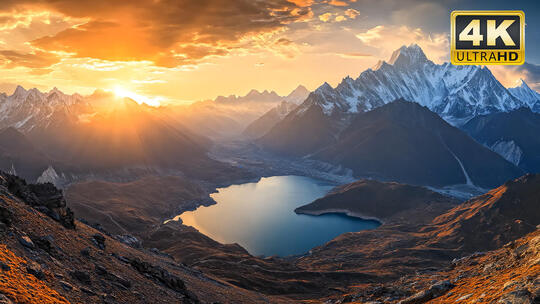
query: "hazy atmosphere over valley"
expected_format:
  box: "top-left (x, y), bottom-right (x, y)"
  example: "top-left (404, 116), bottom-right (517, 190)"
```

top-left (0, 1), bottom-right (539, 303)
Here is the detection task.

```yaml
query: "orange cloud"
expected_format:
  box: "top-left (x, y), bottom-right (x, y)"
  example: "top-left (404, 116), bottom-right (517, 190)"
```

top-left (287, 0), bottom-right (314, 7)
top-left (344, 9), bottom-right (360, 19)
top-left (0, 50), bottom-right (60, 68)
top-left (319, 13), bottom-right (333, 22)
top-left (328, 0), bottom-right (348, 6)
top-left (1, 0), bottom-right (313, 68)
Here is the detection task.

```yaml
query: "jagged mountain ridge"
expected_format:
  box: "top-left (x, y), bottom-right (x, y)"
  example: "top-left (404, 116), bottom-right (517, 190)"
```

top-left (0, 86), bottom-right (90, 133)
top-left (508, 79), bottom-right (540, 112)
top-left (215, 85), bottom-right (309, 104)
top-left (294, 44), bottom-right (531, 125)
top-left (260, 45), bottom-right (539, 159)
top-left (163, 85), bottom-right (309, 139)
top-left (0, 87), bottom-right (239, 184)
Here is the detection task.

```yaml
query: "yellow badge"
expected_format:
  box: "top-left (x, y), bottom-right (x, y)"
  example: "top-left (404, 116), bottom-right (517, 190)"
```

top-left (451, 11), bottom-right (525, 65)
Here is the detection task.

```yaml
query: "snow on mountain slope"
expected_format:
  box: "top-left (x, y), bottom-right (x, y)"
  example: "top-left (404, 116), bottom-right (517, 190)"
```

top-left (294, 44), bottom-right (527, 126)
top-left (490, 140), bottom-right (523, 166)
top-left (0, 86), bottom-right (90, 133)
top-left (508, 79), bottom-right (540, 111)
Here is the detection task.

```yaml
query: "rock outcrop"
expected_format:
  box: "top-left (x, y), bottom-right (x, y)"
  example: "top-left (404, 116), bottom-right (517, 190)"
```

top-left (0, 172), bottom-right (75, 228)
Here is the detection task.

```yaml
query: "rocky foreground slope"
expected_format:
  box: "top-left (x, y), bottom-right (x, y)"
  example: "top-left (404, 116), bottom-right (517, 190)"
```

top-left (0, 172), bottom-right (290, 303)
top-left (325, 228), bottom-right (539, 303)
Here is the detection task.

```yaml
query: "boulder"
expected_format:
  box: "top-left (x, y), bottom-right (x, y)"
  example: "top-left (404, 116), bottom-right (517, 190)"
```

top-left (92, 234), bottom-right (106, 250)
top-left (18, 235), bottom-right (35, 249)
top-left (70, 270), bottom-right (91, 285)
top-left (26, 262), bottom-right (44, 280)
top-left (2, 174), bottom-right (75, 229)
top-left (398, 281), bottom-right (454, 304)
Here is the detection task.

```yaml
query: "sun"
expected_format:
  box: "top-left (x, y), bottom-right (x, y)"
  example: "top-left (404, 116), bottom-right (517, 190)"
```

top-left (113, 86), bottom-right (161, 107)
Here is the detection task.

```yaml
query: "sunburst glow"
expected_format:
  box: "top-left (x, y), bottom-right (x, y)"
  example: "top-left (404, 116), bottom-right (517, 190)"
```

top-left (113, 86), bottom-right (161, 107)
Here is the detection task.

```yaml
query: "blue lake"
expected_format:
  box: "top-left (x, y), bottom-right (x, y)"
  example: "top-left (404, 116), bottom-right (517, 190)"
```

top-left (179, 175), bottom-right (380, 256)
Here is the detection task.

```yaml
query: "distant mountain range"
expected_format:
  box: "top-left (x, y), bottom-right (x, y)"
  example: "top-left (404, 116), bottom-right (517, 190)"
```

top-left (258, 44), bottom-right (539, 188)
top-left (290, 44), bottom-right (537, 126)
top-left (166, 85), bottom-right (309, 139)
top-left (0, 87), bottom-right (242, 185)
top-left (215, 85), bottom-right (309, 105)
top-left (243, 101), bottom-right (298, 139)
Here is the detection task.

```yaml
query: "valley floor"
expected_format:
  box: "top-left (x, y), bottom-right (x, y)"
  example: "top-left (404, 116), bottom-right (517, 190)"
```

top-left (7, 140), bottom-right (536, 303)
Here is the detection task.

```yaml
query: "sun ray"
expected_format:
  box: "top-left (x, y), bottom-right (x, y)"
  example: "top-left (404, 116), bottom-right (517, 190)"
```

top-left (113, 86), bottom-right (161, 107)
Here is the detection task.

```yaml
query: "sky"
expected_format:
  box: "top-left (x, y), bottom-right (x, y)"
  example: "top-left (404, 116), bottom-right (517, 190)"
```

top-left (0, 0), bottom-right (538, 105)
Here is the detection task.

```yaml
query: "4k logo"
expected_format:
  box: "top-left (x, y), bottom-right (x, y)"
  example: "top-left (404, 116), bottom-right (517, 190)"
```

top-left (451, 11), bottom-right (525, 65)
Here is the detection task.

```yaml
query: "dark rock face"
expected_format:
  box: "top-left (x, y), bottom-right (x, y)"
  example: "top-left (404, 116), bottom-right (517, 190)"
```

top-left (18, 235), bottom-right (35, 249)
top-left (0, 294), bottom-right (13, 304)
top-left (33, 235), bottom-right (62, 258)
top-left (116, 234), bottom-right (142, 248)
top-left (26, 262), bottom-right (45, 280)
top-left (0, 173), bottom-right (75, 229)
top-left (128, 257), bottom-right (198, 302)
top-left (92, 234), bottom-right (106, 250)
top-left (0, 206), bottom-right (13, 228)
top-left (398, 281), bottom-right (454, 304)
top-left (70, 270), bottom-right (91, 285)
top-left (128, 257), bottom-right (186, 292)
top-left (95, 264), bottom-right (131, 289)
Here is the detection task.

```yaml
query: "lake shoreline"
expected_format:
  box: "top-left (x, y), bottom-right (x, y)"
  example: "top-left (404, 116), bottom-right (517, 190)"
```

top-left (295, 208), bottom-right (384, 225)
top-left (174, 175), bottom-right (380, 256)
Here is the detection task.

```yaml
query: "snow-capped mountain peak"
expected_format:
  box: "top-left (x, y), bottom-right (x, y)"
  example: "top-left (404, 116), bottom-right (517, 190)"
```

top-left (508, 78), bottom-right (540, 110)
top-left (372, 60), bottom-right (384, 70)
top-left (296, 44), bottom-right (529, 125)
top-left (284, 85), bottom-right (310, 104)
top-left (0, 85), bottom-right (89, 132)
top-left (12, 85), bottom-right (28, 99)
top-left (315, 82), bottom-right (333, 94)
top-left (388, 44), bottom-right (429, 67)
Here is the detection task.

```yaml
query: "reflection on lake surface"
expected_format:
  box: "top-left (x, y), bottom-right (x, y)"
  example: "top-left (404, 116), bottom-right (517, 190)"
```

top-left (179, 175), bottom-right (380, 256)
